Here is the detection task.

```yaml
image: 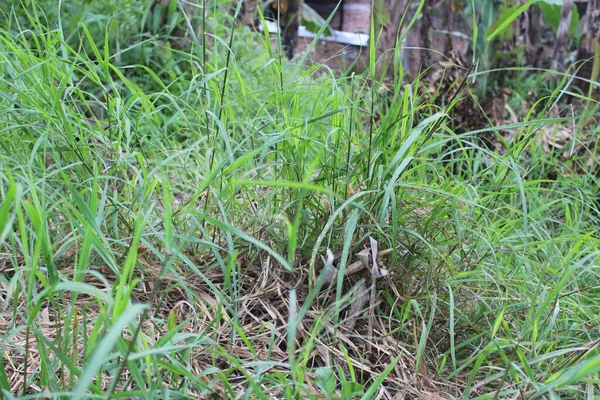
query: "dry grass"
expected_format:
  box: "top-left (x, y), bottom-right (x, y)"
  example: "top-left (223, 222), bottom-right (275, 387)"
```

top-left (1, 237), bottom-right (464, 398)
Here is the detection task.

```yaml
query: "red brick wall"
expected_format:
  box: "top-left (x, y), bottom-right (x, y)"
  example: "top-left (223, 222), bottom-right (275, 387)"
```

top-left (342, 0), bottom-right (372, 33)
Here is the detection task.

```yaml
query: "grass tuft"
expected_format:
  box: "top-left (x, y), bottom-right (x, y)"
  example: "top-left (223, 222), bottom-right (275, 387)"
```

top-left (1, 1), bottom-right (599, 398)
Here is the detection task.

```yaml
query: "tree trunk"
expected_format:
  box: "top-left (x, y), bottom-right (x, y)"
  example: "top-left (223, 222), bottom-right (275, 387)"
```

top-left (576, 0), bottom-right (600, 97)
top-left (280, 0), bottom-right (302, 58)
top-left (579, 0), bottom-right (600, 55)
top-left (390, 0), bottom-right (470, 78)
top-left (553, 0), bottom-right (574, 66)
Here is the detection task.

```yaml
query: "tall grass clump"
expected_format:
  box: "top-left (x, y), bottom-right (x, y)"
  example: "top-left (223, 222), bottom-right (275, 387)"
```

top-left (0, 0), bottom-right (599, 398)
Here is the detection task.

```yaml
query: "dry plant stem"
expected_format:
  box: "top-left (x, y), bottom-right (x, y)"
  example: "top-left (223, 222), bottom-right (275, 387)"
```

top-left (324, 248), bottom-right (393, 285)
top-left (343, 282), bottom-right (368, 330)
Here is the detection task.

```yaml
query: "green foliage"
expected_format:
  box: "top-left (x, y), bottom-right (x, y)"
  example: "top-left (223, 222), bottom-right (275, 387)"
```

top-left (539, 1), bottom-right (580, 35)
top-left (301, 3), bottom-right (335, 36)
top-left (0, 0), bottom-right (599, 398)
top-left (485, 0), bottom-right (539, 42)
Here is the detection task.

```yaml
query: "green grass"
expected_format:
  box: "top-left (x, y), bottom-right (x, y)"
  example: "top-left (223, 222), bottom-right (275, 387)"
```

top-left (0, 0), bottom-right (599, 398)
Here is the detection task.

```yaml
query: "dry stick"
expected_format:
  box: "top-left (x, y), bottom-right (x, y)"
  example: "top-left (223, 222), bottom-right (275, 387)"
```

top-left (367, 272), bottom-right (377, 354)
top-left (324, 248), bottom-right (393, 285)
top-left (343, 282), bottom-right (369, 330)
top-left (552, 0), bottom-right (574, 66)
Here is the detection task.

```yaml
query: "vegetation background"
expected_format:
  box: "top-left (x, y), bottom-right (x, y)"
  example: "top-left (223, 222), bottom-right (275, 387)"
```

top-left (0, 0), bottom-right (599, 398)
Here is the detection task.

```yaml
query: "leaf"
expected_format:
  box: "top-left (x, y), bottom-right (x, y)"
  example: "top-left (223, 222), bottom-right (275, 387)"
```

top-left (301, 3), bottom-right (334, 36)
top-left (168, 307), bottom-right (177, 331)
top-left (532, 354), bottom-right (600, 398)
top-left (539, 2), bottom-right (580, 35)
top-left (0, 178), bottom-right (21, 246)
top-left (315, 367), bottom-right (336, 397)
top-left (341, 381), bottom-right (364, 398)
top-left (486, 0), bottom-right (539, 42)
top-left (360, 353), bottom-right (402, 399)
top-left (539, 3), bottom-right (561, 31)
top-left (0, 355), bottom-right (10, 393)
top-left (72, 303), bottom-right (147, 399)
